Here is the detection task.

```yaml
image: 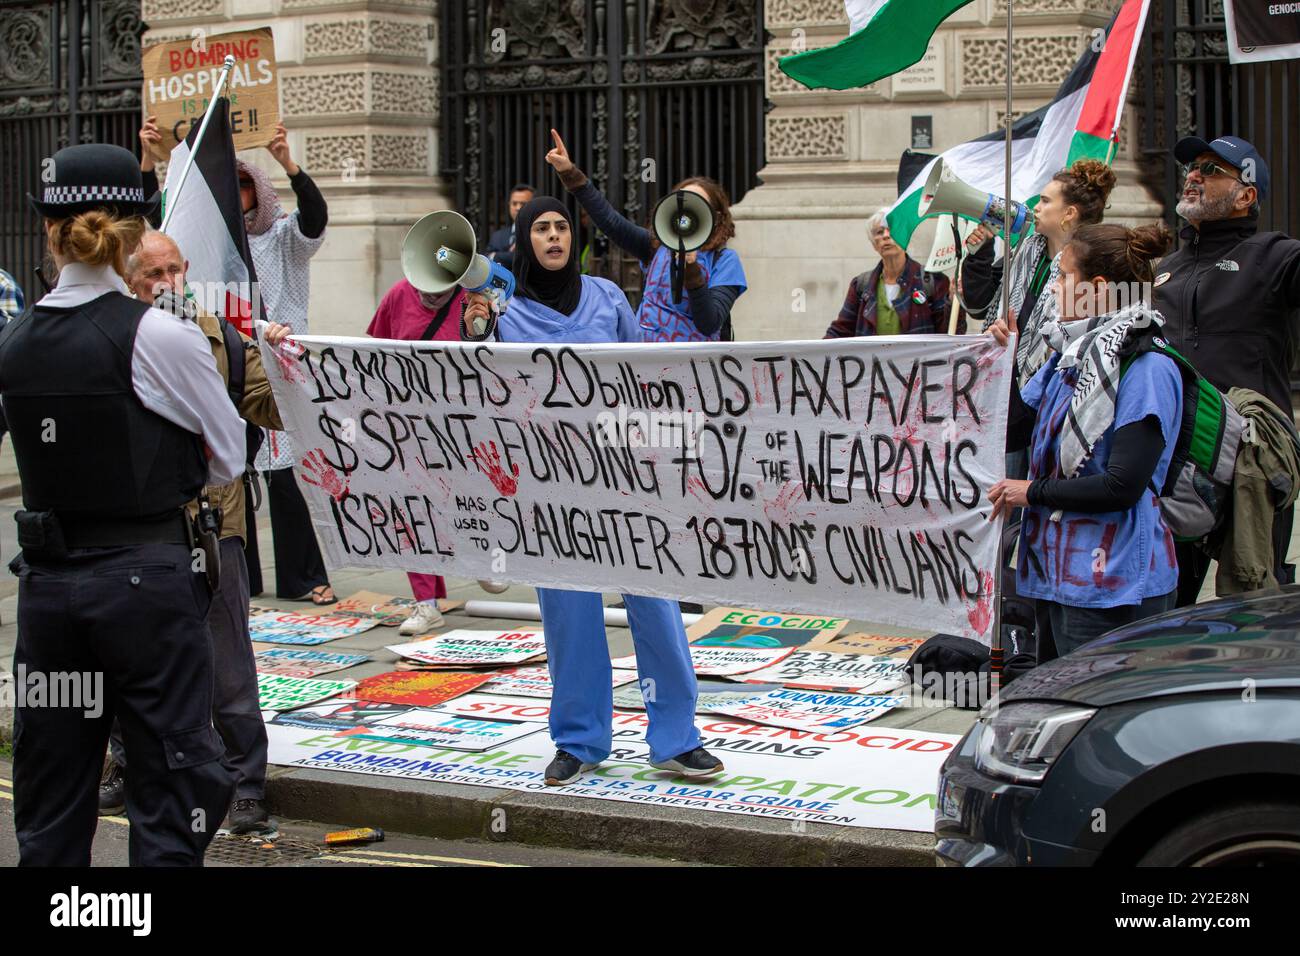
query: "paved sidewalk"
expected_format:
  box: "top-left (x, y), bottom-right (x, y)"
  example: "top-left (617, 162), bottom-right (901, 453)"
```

top-left (0, 445), bottom-right (968, 864)
top-left (2, 437), bottom-right (1296, 864)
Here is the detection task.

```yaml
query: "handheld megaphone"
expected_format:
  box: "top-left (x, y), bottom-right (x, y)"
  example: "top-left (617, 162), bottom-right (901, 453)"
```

top-left (652, 190), bottom-right (715, 302)
top-left (917, 161), bottom-right (1030, 237)
top-left (401, 210), bottom-right (515, 332)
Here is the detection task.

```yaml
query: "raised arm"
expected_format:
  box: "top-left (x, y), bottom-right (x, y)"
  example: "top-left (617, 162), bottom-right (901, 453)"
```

top-left (546, 129), bottom-right (655, 263)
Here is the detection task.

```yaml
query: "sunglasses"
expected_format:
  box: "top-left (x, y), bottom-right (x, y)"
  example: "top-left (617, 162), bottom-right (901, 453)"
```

top-left (1180, 160), bottom-right (1245, 185)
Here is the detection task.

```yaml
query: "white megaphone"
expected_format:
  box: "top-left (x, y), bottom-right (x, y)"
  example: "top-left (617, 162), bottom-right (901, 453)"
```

top-left (401, 210), bottom-right (516, 333)
top-left (652, 190), bottom-right (715, 302)
top-left (917, 161), bottom-right (1030, 237)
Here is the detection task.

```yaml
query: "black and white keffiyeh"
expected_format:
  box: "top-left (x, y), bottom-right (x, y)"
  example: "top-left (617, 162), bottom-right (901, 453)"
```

top-left (980, 233), bottom-right (1062, 387)
top-left (1041, 302), bottom-right (1164, 478)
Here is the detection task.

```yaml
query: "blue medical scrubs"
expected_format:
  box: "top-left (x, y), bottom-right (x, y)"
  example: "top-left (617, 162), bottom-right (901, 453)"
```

top-left (637, 246), bottom-right (747, 343)
top-left (497, 274), bottom-right (702, 765)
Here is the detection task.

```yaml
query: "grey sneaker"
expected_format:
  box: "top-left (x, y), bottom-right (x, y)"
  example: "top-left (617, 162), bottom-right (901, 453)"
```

top-left (544, 750), bottom-right (599, 786)
top-left (650, 747), bottom-right (725, 778)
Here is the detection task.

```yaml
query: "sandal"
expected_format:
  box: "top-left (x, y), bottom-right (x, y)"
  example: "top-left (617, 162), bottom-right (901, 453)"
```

top-left (295, 585), bottom-right (337, 606)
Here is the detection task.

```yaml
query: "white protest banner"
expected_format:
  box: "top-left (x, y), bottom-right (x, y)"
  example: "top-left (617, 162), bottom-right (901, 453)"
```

top-left (248, 605), bottom-right (380, 645)
top-left (254, 648), bottom-right (370, 677)
top-left (483, 665), bottom-right (638, 699)
top-left (704, 689), bottom-right (907, 732)
top-left (386, 629), bottom-right (547, 668)
top-left (430, 692), bottom-right (562, 723)
top-left (257, 674), bottom-right (357, 711)
top-left (262, 334), bottom-right (1011, 642)
top-left (612, 678), bottom-right (784, 712)
top-left (742, 650), bottom-right (911, 692)
top-left (612, 645), bottom-right (792, 677)
top-left (265, 715), bottom-right (959, 831)
top-left (354, 710), bottom-right (546, 752)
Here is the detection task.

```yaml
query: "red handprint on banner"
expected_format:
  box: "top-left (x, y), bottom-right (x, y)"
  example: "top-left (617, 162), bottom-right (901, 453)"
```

top-left (300, 449), bottom-right (350, 502)
top-left (469, 441), bottom-right (520, 496)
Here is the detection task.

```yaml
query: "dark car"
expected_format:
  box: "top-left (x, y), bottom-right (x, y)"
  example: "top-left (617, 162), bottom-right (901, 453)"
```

top-left (935, 587), bottom-right (1300, 866)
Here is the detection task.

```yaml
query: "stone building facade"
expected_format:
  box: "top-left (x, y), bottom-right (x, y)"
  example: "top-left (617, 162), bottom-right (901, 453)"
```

top-left (140, 0), bottom-right (1161, 338)
top-left (142, 0), bottom-right (449, 336)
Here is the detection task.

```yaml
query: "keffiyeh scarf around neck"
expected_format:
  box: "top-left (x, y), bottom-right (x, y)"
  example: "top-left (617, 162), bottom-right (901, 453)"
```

top-left (1041, 301), bottom-right (1164, 479)
top-left (980, 232), bottom-right (1061, 387)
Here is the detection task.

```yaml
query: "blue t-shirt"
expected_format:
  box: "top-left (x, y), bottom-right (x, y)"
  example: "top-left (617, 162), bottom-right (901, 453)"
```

top-left (1017, 351), bottom-right (1183, 608)
top-left (498, 274), bottom-right (641, 345)
top-left (637, 245), bottom-right (747, 343)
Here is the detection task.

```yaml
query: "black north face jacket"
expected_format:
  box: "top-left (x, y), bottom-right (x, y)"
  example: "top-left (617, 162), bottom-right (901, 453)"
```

top-left (1153, 214), bottom-right (1300, 415)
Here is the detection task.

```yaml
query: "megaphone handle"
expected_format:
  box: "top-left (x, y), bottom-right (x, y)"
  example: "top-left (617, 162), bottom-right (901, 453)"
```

top-left (671, 252), bottom-right (684, 303)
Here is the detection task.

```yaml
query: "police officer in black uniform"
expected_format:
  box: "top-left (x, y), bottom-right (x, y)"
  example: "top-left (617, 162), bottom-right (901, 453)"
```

top-left (0, 144), bottom-right (247, 866)
top-left (1153, 135), bottom-right (1300, 605)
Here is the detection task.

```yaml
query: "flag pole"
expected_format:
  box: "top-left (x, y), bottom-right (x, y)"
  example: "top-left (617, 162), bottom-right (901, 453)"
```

top-left (991, 0), bottom-right (1015, 696)
top-left (160, 54), bottom-right (237, 234)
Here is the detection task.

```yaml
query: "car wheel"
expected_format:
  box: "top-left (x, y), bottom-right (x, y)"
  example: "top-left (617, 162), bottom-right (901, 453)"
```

top-left (1138, 801), bottom-right (1300, 866)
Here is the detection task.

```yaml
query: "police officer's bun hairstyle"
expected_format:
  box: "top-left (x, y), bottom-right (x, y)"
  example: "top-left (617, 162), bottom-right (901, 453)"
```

top-left (1067, 222), bottom-right (1171, 285)
top-left (45, 209), bottom-right (147, 279)
top-left (1053, 159), bottom-right (1117, 226)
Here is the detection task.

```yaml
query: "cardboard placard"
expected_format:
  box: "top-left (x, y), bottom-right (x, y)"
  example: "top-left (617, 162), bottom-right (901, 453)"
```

top-left (806, 632), bottom-right (926, 658)
top-left (254, 648), bottom-right (370, 677)
top-left (686, 606), bottom-right (847, 649)
top-left (257, 674), bottom-right (357, 711)
top-left (141, 27), bottom-right (279, 158)
top-left (352, 671), bottom-right (495, 707)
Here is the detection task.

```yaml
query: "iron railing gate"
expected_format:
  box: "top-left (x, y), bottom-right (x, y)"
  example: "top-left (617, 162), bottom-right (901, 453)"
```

top-left (0, 0), bottom-right (143, 305)
top-left (440, 0), bottom-right (767, 306)
top-left (1140, 0), bottom-right (1300, 240)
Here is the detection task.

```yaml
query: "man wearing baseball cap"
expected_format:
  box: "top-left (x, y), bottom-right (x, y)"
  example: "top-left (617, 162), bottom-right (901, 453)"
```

top-left (1153, 135), bottom-right (1300, 605)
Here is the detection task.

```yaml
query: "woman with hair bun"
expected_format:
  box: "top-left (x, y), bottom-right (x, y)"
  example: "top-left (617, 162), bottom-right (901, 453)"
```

top-left (0, 143), bottom-right (245, 864)
top-left (986, 221), bottom-right (1183, 655)
top-left (962, 158), bottom-right (1117, 386)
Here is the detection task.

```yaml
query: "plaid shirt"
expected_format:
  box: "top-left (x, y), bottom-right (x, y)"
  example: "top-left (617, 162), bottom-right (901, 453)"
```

top-left (0, 269), bottom-right (23, 324)
top-left (823, 256), bottom-right (957, 338)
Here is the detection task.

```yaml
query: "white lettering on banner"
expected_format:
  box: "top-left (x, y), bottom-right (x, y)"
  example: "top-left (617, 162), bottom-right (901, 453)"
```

top-left (264, 718), bottom-right (960, 831)
top-left (261, 336), bottom-right (1012, 641)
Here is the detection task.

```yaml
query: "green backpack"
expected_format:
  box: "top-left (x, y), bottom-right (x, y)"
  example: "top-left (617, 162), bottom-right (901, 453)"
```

top-left (1120, 336), bottom-right (1246, 542)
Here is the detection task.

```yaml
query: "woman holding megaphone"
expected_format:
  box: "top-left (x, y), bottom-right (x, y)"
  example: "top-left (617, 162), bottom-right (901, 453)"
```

top-left (961, 159), bottom-right (1116, 388)
top-left (544, 129), bottom-right (746, 342)
top-left (461, 196), bottom-right (724, 787)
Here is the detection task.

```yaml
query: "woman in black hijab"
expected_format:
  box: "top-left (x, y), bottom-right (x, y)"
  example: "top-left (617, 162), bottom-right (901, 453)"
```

top-left (510, 196), bottom-right (582, 316)
top-left (460, 195), bottom-right (724, 786)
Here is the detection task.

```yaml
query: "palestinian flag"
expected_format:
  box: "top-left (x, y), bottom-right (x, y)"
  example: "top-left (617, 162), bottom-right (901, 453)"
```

top-left (779, 0), bottom-right (972, 91)
top-left (886, 0), bottom-right (1151, 249)
top-left (161, 97), bottom-right (262, 334)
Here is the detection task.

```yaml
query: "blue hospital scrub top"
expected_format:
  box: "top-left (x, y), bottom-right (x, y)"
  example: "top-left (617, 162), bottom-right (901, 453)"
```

top-left (497, 274), bottom-right (641, 345)
top-left (1016, 351), bottom-right (1184, 609)
top-left (637, 245), bottom-right (747, 343)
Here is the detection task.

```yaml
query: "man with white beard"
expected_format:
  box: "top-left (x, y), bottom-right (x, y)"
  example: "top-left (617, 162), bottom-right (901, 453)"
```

top-left (1152, 135), bottom-right (1300, 604)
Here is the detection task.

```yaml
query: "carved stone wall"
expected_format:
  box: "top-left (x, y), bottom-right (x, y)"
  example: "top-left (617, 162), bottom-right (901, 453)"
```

top-left (142, 0), bottom-right (444, 336)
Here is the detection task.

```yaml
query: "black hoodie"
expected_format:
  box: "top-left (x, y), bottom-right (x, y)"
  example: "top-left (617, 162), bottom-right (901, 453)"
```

top-left (1153, 215), bottom-right (1300, 415)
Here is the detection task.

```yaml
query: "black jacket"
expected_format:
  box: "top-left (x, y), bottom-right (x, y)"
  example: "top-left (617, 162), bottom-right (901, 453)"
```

top-left (1153, 215), bottom-right (1300, 415)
